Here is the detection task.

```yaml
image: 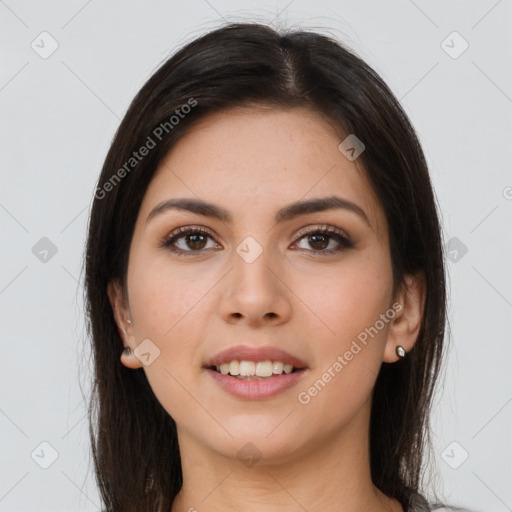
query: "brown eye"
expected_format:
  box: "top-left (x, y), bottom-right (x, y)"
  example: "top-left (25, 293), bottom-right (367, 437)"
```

top-left (185, 233), bottom-right (208, 250)
top-left (294, 226), bottom-right (354, 255)
top-left (160, 226), bottom-right (219, 255)
top-left (308, 233), bottom-right (330, 251)
top-left (160, 225), bottom-right (354, 257)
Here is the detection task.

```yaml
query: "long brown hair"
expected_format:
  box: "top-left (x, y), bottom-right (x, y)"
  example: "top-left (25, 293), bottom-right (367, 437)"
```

top-left (84, 22), bottom-right (448, 512)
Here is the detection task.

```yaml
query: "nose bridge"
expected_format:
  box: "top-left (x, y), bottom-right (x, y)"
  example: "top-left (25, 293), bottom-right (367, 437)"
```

top-left (233, 235), bottom-right (276, 297)
top-left (218, 234), bottom-right (290, 323)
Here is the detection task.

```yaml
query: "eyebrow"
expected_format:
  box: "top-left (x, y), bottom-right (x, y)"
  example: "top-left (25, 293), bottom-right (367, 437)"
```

top-left (146, 195), bottom-right (371, 227)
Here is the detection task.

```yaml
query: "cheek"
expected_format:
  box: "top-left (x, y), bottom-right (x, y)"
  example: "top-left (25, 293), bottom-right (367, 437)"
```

top-left (291, 251), bottom-right (393, 422)
top-left (127, 248), bottom-right (211, 341)
top-left (290, 249), bottom-right (393, 349)
top-left (124, 254), bottom-right (208, 413)
top-left (126, 251), bottom-right (212, 418)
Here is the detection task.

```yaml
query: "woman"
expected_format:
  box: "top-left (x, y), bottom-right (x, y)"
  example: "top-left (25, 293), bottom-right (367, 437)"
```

top-left (84, 22), bottom-right (472, 512)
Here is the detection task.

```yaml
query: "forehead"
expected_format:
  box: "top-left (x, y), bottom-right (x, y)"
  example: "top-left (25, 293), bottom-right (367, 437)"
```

top-left (140, 106), bottom-right (386, 237)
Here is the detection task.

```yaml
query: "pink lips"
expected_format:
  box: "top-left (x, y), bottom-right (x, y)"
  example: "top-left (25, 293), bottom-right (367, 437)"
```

top-left (203, 344), bottom-right (308, 400)
top-left (203, 344), bottom-right (308, 369)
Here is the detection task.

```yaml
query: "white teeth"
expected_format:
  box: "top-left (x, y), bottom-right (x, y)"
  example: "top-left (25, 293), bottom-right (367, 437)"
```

top-left (239, 361), bottom-right (255, 376)
top-left (272, 361), bottom-right (284, 374)
top-left (256, 360), bottom-right (273, 377)
top-left (229, 361), bottom-right (240, 376)
top-left (214, 360), bottom-right (296, 377)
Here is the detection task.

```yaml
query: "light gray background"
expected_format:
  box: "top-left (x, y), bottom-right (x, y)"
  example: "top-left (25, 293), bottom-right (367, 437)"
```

top-left (1, 1), bottom-right (511, 511)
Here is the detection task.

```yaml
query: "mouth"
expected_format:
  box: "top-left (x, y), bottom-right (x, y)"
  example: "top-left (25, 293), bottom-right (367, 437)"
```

top-left (207, 360), bottom-right (304, 380)
top-left (202, 345), bottom-right (308, 399)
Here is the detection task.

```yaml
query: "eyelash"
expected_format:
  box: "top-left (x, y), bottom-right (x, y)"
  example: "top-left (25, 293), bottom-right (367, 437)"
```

top-left (159, 224), bottom-right (354, 257)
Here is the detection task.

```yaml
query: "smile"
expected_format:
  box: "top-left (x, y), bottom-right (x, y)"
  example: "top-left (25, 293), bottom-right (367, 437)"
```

top-left (203, 344), bottom-right (308, 399)
top-left (212, 360), bottom-right (296, 378)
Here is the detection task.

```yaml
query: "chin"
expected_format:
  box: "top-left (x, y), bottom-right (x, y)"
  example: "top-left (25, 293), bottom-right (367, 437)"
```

top-left (204, 417), bottom-right (309, 464)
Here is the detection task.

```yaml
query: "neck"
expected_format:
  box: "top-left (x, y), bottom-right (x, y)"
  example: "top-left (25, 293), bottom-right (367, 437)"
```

top-left (170, 400), bottom-right (402, 512)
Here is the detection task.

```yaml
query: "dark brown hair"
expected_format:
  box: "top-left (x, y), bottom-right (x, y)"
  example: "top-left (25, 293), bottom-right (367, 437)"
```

top-left (84, 22), bottom-right (449, 512)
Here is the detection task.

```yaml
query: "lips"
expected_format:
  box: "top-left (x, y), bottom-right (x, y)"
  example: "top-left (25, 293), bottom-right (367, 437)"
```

top-left (202, 345), bottom-right (308, 400)
top-left (203, 344), bottom-right (308, 370)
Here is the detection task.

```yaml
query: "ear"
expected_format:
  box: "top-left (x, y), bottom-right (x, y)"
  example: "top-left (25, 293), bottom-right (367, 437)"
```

top-left (107, 280), bottom-right (142, 369)
top-left (383, 271), bottom-right (426, 363)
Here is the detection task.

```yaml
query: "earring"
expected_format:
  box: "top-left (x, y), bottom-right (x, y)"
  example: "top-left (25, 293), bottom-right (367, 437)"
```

top-left (127, 319), bottom-right (132, 324)
top-left (396, 345), bottom-right (406, 358)
top-left (123, 346), bottom-right (133, 357)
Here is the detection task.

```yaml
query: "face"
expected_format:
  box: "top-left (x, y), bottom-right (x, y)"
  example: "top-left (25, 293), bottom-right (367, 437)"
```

top-left (109, 106), bottom-right (418, 464)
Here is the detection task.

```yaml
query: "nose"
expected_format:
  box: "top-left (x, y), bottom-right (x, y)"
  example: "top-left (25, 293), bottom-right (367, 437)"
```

top-left (217, 246), bottom-right (292, 327)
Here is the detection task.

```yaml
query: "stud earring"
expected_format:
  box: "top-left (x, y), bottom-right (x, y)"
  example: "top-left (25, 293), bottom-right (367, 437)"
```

top-left (396, 345), bottom-right (406, 358)
top-left (123, 346), bottom-right (133, 357)
top-left (127, 319), bottom-right (132, 324)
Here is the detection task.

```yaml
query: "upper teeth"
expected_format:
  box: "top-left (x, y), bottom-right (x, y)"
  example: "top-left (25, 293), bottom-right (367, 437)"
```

top-left (216, 360), bottom-right (294, 377)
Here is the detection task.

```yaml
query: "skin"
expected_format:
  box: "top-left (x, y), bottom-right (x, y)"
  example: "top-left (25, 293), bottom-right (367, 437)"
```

top-left (108, 106), bottom-right (425, 512)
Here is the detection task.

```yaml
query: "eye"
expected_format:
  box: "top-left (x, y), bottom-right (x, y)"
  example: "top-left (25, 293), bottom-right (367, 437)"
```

top-left (159, 226), bottom-right (220, 255)
top-left (159, 224), bottom-right (354, 257)
top-left (292, 225), bottom-right (354, 255)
